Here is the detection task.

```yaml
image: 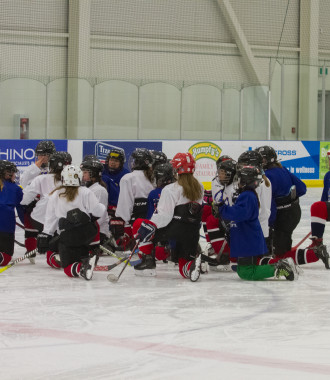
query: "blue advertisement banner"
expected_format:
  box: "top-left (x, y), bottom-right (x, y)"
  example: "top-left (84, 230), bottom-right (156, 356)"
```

top-left (280, 141), bottom-right (320, 180)
top-left (0, 139), bottom-right (68, 167)
top-left (83, 141), bottom-right (162, 170)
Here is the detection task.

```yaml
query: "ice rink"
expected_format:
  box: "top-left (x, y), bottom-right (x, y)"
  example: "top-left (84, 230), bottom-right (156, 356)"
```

top-left (1, 187), bottom-right (330, 380)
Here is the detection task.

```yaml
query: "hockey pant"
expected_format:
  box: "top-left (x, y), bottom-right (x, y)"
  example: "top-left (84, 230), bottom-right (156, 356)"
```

top-left (0, 231), bottom-right (15, 266)
top-left (58, 221), bottom-right (98, 277)
top-left (133, 218), bottom-right (200, 279)
top-left (273, 200), bottom-right (301, 256)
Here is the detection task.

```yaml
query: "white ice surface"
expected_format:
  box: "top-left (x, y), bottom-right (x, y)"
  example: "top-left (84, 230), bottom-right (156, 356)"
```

top-left (1, 188), bottom-right (330, 380)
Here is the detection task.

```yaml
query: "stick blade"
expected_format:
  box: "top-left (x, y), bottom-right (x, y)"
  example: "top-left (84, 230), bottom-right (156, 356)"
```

top-left (107, 273), bottom-right (119, 283)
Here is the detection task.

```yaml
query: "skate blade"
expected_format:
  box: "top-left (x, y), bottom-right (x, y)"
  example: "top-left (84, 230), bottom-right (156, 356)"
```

top-left (28, 257), bottom-right (36, 265)
top-left (134, 269), bottom-right (156, 277)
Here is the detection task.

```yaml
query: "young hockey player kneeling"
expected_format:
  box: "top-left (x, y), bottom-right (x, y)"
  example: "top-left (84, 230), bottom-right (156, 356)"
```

top-left (133, 152), bottom-right (204, 281)
top-left (37, 165), bottom-right (106, 280)
top-left (0, 160), bottom-right (24, 266)
top-left (218, 165), bottom-right (299, 281)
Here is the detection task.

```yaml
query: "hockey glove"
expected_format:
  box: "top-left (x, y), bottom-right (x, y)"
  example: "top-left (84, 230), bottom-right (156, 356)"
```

top-left (203, 189), bottom-right (213, 206)
top-left (136, 220), bottom-right (157, 243)
top-left (110, 217), bottom-right (125, 240)
top-left (37, 233), bottom-right (52, 254)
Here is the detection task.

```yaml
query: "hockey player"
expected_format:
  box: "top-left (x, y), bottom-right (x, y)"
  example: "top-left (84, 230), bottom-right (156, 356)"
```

top-left (20, 140), bottom-right (56, 188)
top-left (218, 165), bottom-right (299, 281)
top-left (145, 162), bottom-right (176, 262)
top-left (259, 151), bottom-right (330, 269)
top-left (256, 145), bottom-right (306, 257)
top-left (206, 159), bottom-right (237, 265)
top-left (201, 155), bottom-right (232, 243)
top-left (21, 151), bottom-right (68, 266)
top-left (0, 161), bottom-right (24, 266)
top-left (237, 150), bottom-right (272, 247)
top-left (133, 152), bottom-right (204, 281)
top-left (102, 148), bottom-right (129, 217)
top-left (20, 141), bottom-right (56, 256)
top-left (112, 148), bottom-right (155, 250)
top-left (80, 157), bottom-right (110, 246)
top-left (146, 162), bottom-right (175, 219)
top-left (37, 165), bottom-right (105, 280)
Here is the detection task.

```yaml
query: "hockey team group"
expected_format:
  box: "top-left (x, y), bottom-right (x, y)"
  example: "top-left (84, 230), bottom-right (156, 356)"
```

top-left (0, 140), bottom-right (329, 283)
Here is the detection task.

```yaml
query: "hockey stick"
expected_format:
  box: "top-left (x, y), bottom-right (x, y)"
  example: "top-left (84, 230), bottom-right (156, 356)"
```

top-left (107, 240), bottom-right (140, 283)
top-left (14, 239), bottom-right (25, 248)
top-left (0, 249), bottom-right (37, 274)
top-left (292, 231), bottom-right (312, 250)
top-left (95, 255), bottom-right (142, 272)
top-left (16, 221), bottom-right (25, 230)
top-left (99, 244), bottom-right (137, 267)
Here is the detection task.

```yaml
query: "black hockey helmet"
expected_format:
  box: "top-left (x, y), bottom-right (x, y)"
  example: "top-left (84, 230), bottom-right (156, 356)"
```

top-left (0, 160), bottom-right (17, 179)
top-left (59, 151), bottom-right (72, 165)
top-left (150, 150), bottom-right (167, 169)
top-left (218, 159), bottom-right (237, 186)
top-left (216, 155), bottom-right (232, 170)
top-left (106, 148), bottom-right (126, 169)
top-left (35, 140), bottom-right (56, 156)
top-left (153, 162), bottom-right (175, 188)
top-left (49, 152), bottom-right (67, 174)
top-left (83, 154), bottom-right (98, 162)
top-left (80, 158), bottom-right (103, 177)
top-left (237, 165), bottom-right (262, 190)
top-left (237, 150), bottom-right (263, 170)
top-left (255, 146), bottom-right (277, 169)
top-left (128, 148), bottom-right (153, 171)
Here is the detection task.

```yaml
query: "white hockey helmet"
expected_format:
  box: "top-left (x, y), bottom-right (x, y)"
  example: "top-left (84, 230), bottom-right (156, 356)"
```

top-left (61, 165), bottom-right (82, 187)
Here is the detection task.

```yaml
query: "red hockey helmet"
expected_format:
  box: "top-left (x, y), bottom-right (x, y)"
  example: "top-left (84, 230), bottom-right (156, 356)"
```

top-left (171, 152), bottom-right (196, 174)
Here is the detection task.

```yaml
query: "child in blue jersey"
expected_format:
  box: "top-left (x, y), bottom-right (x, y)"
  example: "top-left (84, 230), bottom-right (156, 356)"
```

top-left (101, 148), bottom-right (129, 217)
top-left (219, 165), bottom-right (299, 281)
top-left (145, 162), bottom-right (176, 261)
top-left (256, 146), bottom-right (306, 257)
top-left (146, 162), bottom-right (175, 219)
top-left (0, 160), bottom-right (24, 266)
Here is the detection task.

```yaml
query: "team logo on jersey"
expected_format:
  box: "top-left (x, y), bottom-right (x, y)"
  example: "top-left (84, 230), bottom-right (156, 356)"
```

top-left (188, 141), bottom-right (222, 161)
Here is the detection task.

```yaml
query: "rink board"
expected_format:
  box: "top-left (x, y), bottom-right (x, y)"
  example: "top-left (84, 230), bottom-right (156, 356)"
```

top-left (0, 139), bottom-right (328, 186)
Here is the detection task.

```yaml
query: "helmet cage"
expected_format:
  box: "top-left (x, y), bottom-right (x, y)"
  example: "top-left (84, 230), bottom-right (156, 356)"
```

top-left (237, 165), bottom-right (263, 190)
top-left (218, 159), bottom-right (237, 186)
top-left (153, 162), bottom-right (175, 187)
top-left (128, 148), bottom-right (153, 171)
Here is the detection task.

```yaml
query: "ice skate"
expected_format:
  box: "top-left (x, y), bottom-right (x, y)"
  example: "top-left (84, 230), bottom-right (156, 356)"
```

top-left (275, 258), bottom-right (299, 281)
top-left (80, 255), bottom-right (97, 280)
top-left (308, 238), bottom-right (330, 269)
top-left (189, 253), bottom-right (202, 282)
top-left (134, 254), bottom-right (156, 277)
top-left (28, 252), bottom-right (36, 265)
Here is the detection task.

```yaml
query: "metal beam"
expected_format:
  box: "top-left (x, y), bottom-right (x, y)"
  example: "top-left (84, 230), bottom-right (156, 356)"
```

top-left (216, 0), bottom-right (262, 85)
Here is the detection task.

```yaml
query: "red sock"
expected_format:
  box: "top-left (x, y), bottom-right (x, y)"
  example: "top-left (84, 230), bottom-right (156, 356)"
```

top-left (64, 262), bottom-right (81, 277)
top-left (178, 258), bottom-right (193, 279)
top-left (46, 251), bottom-right (61, 269)
top-left (25, 237), bottom-right (37, 252)
top-left (0, 252), bottom-right (12, 266)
